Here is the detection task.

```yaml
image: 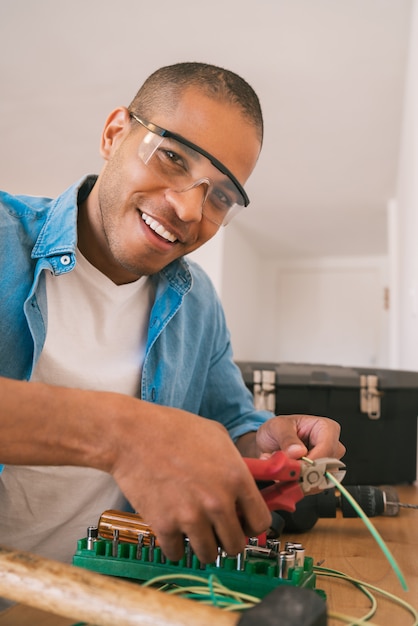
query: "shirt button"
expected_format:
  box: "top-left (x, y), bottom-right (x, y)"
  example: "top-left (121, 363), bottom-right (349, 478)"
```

top-left (60, 255), bottom-right (71, 266)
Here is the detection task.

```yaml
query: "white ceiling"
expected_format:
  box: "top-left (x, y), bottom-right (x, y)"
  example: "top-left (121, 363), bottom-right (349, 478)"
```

top-left (0, 0), bottom-right (413, 258)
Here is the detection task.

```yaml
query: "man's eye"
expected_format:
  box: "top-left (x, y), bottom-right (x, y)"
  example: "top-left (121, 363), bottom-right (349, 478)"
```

top-left (160, 149), bottom-right (187, 170)
top-left (165, 149), bottom-right (180, 162)
top-left (210, 186), bottom-right (233, 210)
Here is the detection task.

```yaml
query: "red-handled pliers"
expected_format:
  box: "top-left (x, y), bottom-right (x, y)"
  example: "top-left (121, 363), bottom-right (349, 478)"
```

top-left (244, 452), bottom-right (346, 512)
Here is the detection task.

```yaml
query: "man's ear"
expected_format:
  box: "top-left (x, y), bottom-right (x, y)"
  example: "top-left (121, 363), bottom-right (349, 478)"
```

top-left (100, 107), bottom-right (131, 160)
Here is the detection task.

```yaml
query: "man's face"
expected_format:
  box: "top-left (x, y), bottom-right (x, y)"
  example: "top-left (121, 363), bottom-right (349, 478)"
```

top-left (81, 88), bottom-right (261, 284)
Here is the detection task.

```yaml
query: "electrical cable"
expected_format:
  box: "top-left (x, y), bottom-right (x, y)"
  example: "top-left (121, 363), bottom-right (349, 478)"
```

top-left (327, 612), bottom-right (379, 626)
top-left (314, 565), bottom-right (418, 626)
top-left (301, 457), bottom-right (408, 591)
top-left (326, 471), bottom-right (408, 591)
top-left (139, 566), bottom-right (418, 625)
top-left (142, 572), bottom-right (261, 611)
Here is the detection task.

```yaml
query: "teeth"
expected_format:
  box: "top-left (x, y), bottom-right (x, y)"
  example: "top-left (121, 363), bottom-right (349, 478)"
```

top-left (141, 213), bottom-right (177, 243)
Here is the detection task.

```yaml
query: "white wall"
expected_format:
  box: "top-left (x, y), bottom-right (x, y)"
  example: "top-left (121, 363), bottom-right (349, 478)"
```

top-left (395, 1), bottom-right (418, 370)
top-left (271, 256), bottom-right (389, 367)
top-left (393, 2), bottom-right (418, 481)
top-left (221, 225), bottom-right (272, 361)
top-left (193, 223), bottom-right (390, 368)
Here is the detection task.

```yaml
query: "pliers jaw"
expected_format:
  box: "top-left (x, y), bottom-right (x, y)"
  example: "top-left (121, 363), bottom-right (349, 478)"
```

top-left (300, 457), bottom-right (346, 494)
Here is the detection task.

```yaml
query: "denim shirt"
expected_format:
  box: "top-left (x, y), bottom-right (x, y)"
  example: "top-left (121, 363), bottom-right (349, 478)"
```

top-left (0, 176), bottom-right (272, 457)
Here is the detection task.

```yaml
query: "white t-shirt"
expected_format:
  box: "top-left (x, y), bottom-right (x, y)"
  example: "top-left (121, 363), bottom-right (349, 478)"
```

top-left (0, 249), bottom-right (154, 564)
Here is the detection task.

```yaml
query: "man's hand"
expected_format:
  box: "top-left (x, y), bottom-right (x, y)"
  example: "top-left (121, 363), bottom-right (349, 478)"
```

top-left (236, 414), bottom-right (345, 461)
top-left (107, 403), bottom-right (272, 565)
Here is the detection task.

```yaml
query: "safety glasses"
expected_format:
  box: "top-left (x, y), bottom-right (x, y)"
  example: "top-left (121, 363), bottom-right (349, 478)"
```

top-left (130, 112), bottom-right (250, 226)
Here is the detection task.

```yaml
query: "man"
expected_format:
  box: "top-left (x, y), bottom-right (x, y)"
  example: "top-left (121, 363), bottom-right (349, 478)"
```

top-left (0, 62), bottom-right (344, 567)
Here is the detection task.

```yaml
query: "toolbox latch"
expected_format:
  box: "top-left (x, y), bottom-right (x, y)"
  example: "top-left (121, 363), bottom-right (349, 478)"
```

top-left (360, 374), bottom-right (383, 419)
top-left (253, 369), bottom-right (276, 412)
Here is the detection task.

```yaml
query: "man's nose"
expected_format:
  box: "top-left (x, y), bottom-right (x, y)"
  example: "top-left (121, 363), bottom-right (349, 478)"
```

top-left (165, 181), bottom-right (209, 223)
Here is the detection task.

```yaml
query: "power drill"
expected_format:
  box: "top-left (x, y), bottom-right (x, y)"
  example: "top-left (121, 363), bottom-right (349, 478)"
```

top-left (276, 484), bottom-right (413, 533)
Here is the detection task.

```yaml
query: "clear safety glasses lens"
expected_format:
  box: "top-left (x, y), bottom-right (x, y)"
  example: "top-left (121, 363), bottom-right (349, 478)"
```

top-left (138, 131), bottom-right (245, 226)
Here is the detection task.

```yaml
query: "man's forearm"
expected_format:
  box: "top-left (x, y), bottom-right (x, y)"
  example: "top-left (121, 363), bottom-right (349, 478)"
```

top-left (0, 376), bottom-right (126, 471)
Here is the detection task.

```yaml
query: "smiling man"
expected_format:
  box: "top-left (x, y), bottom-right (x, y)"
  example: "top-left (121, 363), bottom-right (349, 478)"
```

top-left (0, 62), bottom-right (344, 572)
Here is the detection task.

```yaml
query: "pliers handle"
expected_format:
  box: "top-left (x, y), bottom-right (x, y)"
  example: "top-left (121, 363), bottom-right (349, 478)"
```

top-left (244, 451), bottom-right (346, 513)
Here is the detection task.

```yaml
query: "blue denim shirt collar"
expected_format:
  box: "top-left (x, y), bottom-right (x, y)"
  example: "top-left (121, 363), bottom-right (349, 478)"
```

top-left (31, 176), bottom-right (84, 270)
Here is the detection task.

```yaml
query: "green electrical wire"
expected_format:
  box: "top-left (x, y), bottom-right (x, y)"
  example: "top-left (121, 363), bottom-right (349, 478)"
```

top-left (142, 572), bottom-right (260, 611)
top-left (325, 470), bottom-right (408, 591)
top-left (327, 611), bottom-right (380, 625)
top-left (317, 568), bottom-right (377, 624)
top-left (315, 565), bottom-right (418, 626)
top-left (301, 456), bottom-right (409, 592)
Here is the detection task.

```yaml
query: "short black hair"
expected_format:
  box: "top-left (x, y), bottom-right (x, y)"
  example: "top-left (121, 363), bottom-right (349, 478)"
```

top-left (128, 62), bottom-right (263, 144)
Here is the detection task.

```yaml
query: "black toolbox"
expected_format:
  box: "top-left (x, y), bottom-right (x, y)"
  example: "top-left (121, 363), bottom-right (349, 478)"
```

top-left (236, 362), bottom-right (418, 485)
